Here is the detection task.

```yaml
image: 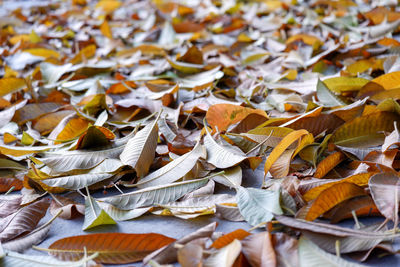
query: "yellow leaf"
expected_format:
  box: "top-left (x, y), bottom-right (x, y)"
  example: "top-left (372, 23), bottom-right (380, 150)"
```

top-left (284, 69), bottom-right (297, 80)
top-left (370, 88), bottom-right (400, 102)
top-left (116, 45), bottom-right (166, 57)
top-left (372, 71), bottom-right (400, 90)
top-left (332, 111), bottom-right (399, 147)
top-left (70, 44), bottom-right (96, 64)
top-left (264, 129), bottom-right (309, 177)
top-left (305, 182), bottom-right (366, 221)
top-left (286, 34), bottom-right (322, 50)
top-left (96, 0), bottom-right (121, 13)
top-left (21, 131), bottom-right (35, 145)
top-left (29, 30), bottom-right (42, 43)
top-left (0, 77), bottom-right (26, 97)
top-left (100, 20), bottom-right (113, 39)
top-left (4, 66), bottom-right (19, 78)
top-left (345, 59), bottom-right (383, 76)
top-left (23, 48), bottom-right (60, 59)
top-left (167, 58), bottom-right (203, 74)
top-left (323, 77), bottom-right (369, 93)
top-left (9, 34), bottom-right (30, 45)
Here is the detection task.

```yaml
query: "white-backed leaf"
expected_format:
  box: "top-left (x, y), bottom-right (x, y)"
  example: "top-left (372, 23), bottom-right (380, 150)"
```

top-left (40, 62), bottom-right (73, 84)
top-left (99, 176), bottom-right (211, 210)
top-left (1, 249), bottom-right (98, 267)
top-left (212, 166), bottom-right (242, 188)
top-left (40, 159), bottom-right (122, 190)
top-left (119, 117), bottom-right (159, 177)
top-left (298, 237), bottom-right (364, 267)
top-left (159, 194), bottom-right (235, 215)
top-left (82, 196), bottom-right (116, 230)
top-left (98, 202), bottom-right (150, 221)
top-left (0, 199), bottom-right (49, 242)
top-left (382, 123), bottom-right (400, 152)
top-left (237, 187), bottom-right (283, 226)
top-left (204, 128), bottom-right (246, 169)
top-left (215, 204), bottom-right (244, 222)
top-left (137, 142), bottom-right (206, 188)
top-left (303, 224), bottom-right (384, 254)
top-left (204, 239), bottom-right (241, 267)
top-left (369, 172), bottom-right (400, 222)
top-left (316, 79), bottom-right (346, 108)
top-left (39, 146), bottom-right (124, 174)
top-left (158, 118), bottom-right (177, 143)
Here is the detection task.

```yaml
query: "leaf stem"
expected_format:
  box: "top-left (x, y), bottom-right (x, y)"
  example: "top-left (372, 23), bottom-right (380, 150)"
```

top-left (86, 186), bottom-right (97, 217)
top-left (351, 210), bottom-right (361, 229)
top-left (335, 240), bottom-right (341, 258)
top-left (29, 209), bottom-right (63, 236)
top-left (5, 186), bottom-right (15, 195)
top-left (246, 130), bottom-right (273, 156)
top-left (49, 192), bottom-right (63, 206)
top-left (248, 221), bottom-right (266, 232)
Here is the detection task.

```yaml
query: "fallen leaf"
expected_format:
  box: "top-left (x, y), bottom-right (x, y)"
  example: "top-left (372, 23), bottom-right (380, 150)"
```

top-left (46, 232), bottom-right (175, 264)
top-left (304, 182), bottom-right (366, 221)
top-left (211, 229), bottom-right (250, 249)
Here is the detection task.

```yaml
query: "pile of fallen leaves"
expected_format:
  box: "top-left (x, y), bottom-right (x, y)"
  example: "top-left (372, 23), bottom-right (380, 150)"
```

top-left (1, 0), bottom-right (400, 266)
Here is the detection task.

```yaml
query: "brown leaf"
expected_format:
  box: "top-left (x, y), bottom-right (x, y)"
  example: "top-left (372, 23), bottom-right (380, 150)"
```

top-left (369, 172), bottom-right (400, 223)
top-left (327, 195), bottom-right (380, 223)
top-left (241, 232), bottom-right (276, 267)
top-left (50, 195), bottom-right (85, 220)
top-left (143, 222), bottom-right (217, 264)
top-left (177, 243), bottom-right (203, 267)
top-left (0, 198), bottom-right (49, 242)
top-left (0, 195), bottom-right (22, 218)
top-left (0, 177), bottom-right (23, 193)
top-left (272, 233), bottom-right (299, 267)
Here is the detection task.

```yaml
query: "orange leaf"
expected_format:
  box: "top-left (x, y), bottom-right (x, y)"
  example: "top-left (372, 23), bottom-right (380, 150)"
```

top-left (47, 233), bottom-right (176, 264)
top-left (206, 104), bottom-right (267, 132)
top-left (305, 182), bottom-right (366, 221)
top-left (314, 151), bottom-right (346, 178)
top-left (211, 229), bottom-right (250, 249)
top-left (106, 81), bottom-right (136, 94)
top-left (0, 177), bottom-right (23, 192)
top-left (55, 117), bottom-right (90, 143)
top-left (364, 7), bottom-right (400, 25)
top-left (173, 21), bottom-right (204, 33)
top-left (33, 110), bottom-right (74, 135)
top-left (264, 129), bottom-right (309, 177)
top-left (303, 172), bottom-right (375, 202)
